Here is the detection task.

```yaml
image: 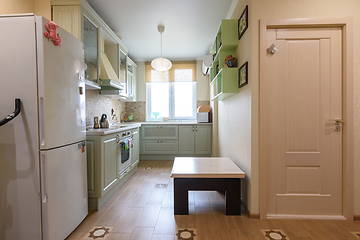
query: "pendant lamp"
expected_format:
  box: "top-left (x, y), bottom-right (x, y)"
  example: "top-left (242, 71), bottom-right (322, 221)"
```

top-left (151, 25), bottom-right (172, 71)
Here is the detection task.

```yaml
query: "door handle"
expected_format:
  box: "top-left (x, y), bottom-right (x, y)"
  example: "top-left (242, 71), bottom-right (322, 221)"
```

top-left (0, 98), bottom-right (21, 126)
top-left (329, 118), bottom-right (343, 125)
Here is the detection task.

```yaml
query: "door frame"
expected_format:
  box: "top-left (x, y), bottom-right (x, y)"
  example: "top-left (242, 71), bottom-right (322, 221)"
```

top-left (259, 18), bottom-right (354, 220)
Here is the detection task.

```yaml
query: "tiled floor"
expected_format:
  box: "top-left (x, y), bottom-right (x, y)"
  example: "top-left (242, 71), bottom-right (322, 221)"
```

top-left (66, 160), bottom-right (360, 240)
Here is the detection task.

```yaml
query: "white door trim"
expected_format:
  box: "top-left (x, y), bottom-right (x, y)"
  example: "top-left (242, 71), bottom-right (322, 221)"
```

top-left (259, 17), bottom-right (354, 220)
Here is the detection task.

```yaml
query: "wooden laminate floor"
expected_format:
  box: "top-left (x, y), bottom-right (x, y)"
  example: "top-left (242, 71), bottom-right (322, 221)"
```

top-left (66, 160), bottom-right (360, 240)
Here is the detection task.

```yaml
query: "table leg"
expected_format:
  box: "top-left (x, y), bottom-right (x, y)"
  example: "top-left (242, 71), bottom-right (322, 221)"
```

top-left (225, 178), bottom-right (241, 215)
top-left (173, 178), bottom-right (189, 215)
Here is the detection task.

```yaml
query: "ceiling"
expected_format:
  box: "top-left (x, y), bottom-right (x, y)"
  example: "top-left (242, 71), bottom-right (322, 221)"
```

top-left (86, 0), bottom-right (235, 62)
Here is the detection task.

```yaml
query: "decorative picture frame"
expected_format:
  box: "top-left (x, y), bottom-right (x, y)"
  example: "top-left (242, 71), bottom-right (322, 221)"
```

top-left (238, 5), bottom-right (248, 40)
top-left (238, 61), bottom-right (248, 88)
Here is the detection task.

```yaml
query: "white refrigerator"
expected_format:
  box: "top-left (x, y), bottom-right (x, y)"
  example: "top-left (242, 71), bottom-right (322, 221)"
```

top-left (0, 15), bottom-right (88, 240)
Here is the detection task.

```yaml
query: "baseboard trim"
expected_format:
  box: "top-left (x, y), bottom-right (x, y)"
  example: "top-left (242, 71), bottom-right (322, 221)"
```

top-left (267, 214), bottom-right (346, 220)
top-left (240, 198), bottom-right (260, 219)
top-left (354, 215), bottom-right (360, 221)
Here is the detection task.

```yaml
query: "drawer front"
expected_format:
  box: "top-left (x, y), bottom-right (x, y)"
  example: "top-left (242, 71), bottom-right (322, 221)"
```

top-left (141, 140), bottom-right (179, 154)
top-left (141, 125), bottom-right (178, 139)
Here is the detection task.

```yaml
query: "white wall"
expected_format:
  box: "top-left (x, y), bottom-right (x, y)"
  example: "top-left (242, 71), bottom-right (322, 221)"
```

top-left (217, 0), bottom-right (254, 211)
top-left (196, 60), bottom-right (210, 101)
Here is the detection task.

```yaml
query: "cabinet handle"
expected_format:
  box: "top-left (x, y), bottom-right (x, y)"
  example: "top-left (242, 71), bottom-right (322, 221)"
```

top-left (157, 140), bottom-right (163, 143)
top-left (157, 126), bottom-right (163, 128)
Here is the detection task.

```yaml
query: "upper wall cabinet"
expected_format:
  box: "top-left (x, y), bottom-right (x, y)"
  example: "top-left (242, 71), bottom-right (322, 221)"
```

top-left (51, 0), bottom-right (129, 91)
top-left (209, 19), bottom-right (239, 101)
top-left (83, 16), bottom-right (98, 87)
top-left (124, 56), bottom-right (138, 102)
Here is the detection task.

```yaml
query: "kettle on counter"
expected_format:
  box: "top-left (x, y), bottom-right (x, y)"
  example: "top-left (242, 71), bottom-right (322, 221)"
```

top-left (100, 114), bottom-right (110, 128)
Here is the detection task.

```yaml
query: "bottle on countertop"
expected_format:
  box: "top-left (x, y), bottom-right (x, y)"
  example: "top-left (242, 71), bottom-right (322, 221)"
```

top-left (94, 116), bottom-right (100, 129)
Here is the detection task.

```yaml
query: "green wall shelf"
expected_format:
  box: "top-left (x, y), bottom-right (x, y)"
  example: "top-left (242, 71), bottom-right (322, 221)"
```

top-left (210, 19), bottom-right (239, 101)
top-left (210, 68), bottom-right (239, 101)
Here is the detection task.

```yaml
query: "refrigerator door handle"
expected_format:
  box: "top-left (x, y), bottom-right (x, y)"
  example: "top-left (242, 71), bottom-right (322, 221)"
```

top-left (40, 153), bottom-right (48, 203)
top-left (0, 98), bottom-right (21, 126)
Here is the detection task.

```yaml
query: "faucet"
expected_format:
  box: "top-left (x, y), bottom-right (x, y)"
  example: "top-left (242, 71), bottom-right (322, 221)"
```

top-left (120, 111), bottom-right (126, 123)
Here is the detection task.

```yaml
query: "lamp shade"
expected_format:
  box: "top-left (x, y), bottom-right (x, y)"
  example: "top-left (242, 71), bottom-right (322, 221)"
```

top-left (151, 57), bottom-right (172, 71)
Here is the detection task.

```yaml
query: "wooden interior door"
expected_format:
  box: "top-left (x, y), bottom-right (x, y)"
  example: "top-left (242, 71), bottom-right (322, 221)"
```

top-left (264, 27), bottom-right (343, 216)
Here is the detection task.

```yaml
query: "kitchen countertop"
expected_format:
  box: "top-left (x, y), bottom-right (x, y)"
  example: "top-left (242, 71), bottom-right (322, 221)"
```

top-left (86, 123), bottom-right (141, 136)
top-left (86, 121), bottom-right (212, 136)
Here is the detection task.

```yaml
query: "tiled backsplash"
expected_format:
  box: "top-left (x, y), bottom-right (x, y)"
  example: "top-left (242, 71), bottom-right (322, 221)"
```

top-left (125, 101), bottom-right (146, 122)
top-left (86, 91), bottom-right (210, 125)
top-left (85, 90), bottom-right (125, 126)
top-left (197, 101), bottom-right (210, 110)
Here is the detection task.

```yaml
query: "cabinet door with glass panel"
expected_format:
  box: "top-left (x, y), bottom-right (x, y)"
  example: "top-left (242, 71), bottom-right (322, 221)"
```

top-left (145, 61), bottom-right (197, 121)
top-left (83, 15), bottom-right (99, 86)
top-left (119, 50), bottom-right (127, 93)
top-left (126, 56), bottom-right (137, 101)
top-left (52, 2), bottom-right (101, 89)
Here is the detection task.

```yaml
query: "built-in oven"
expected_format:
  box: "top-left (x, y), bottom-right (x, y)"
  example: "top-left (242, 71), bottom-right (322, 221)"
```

top-left (117, 131), bottom-right (132, 174)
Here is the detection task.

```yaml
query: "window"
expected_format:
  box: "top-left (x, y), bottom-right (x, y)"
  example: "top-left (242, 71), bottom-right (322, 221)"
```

top-left (145, 62), bottom-right (197, 121)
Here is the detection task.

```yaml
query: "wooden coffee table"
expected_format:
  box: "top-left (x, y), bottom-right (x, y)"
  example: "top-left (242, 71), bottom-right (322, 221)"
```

top-left (170, 157), bottom-right (245, 215)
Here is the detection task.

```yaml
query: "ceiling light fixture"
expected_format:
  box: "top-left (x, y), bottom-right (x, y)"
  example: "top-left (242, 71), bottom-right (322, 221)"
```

top-left (151, 25), bottom-right (172, 71)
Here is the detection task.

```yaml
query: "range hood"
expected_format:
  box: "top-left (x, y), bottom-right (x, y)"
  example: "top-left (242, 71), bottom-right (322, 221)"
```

top-left (100, 51), bottom-right (124, 91)
top-left (100, 89), bottom-right (127, 99)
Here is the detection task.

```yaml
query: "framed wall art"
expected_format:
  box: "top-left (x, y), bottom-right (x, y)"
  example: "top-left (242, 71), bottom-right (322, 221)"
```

top-left (238, 5), bottom-right (248, 40)
top-left (238, 61), bottom-right (248, 88)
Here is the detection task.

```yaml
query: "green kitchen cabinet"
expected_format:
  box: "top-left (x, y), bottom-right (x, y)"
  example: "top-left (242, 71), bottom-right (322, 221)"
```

top-left (141, 140), bottom-right (179, 155)
top-left (124, 56), bottom-right (138, 102)
top-left (140, 125), bottom-right (179, 154)
top-left (102, 134), bottom-right (118, 192)
top-left (179, 125), bottom-right (212, 155)
top-left (140, 124), bottom-right (212, 160)
top-left (131, 128), bottom-right (140, 167)
top-left (141, 125), bottom-right (178, 140)
top-left (52, 0), bottom-right (129, 91)
top-left (178, 126), bottom-right (195, 154)
top-left (86, 132), bottom-right (136, 210)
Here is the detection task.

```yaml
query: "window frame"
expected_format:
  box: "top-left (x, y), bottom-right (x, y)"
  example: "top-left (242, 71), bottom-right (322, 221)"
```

top-left (146, 82), bottom-right (196, 121)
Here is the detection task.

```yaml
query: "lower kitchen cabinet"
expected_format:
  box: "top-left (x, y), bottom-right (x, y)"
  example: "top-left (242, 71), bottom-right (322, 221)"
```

top-left (102, 134), bottom-right (118, 192)
top-left (141, 125), bottom-right (178, 139)
top-left (141, 140), bottom-right (179, 154)
top-left (179, 125), bottom-right (212, 155)
top-left (140, 124), bottom-right (212, 160)
top-left (86, 131), bottom-right (138, 210)
top-left (131, 127), bottom-right (140, 167)
top-left (178, 126), bottom-right (195, 154)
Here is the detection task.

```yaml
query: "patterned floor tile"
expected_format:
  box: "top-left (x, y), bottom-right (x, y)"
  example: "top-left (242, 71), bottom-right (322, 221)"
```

top-left (175, 228), bottom-right (197, 240)
top-left (83, 226), bottom-right (113, 239)
top-left (261, 229), bottom-right (289, 240)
